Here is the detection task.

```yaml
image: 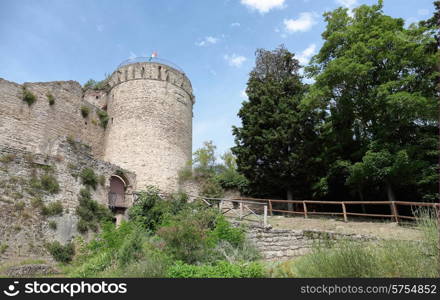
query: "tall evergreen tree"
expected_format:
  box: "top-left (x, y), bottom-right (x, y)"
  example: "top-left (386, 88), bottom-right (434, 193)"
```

top-left (232, 46), bottom-right (322, 208)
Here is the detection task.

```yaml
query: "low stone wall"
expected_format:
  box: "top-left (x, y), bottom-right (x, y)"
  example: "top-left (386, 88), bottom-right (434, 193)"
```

top-left (246, 225), bottom-right (376, 261)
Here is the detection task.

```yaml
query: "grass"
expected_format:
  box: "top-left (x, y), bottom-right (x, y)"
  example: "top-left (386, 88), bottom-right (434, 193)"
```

top-left (270, 210), bottom-right (439, 278)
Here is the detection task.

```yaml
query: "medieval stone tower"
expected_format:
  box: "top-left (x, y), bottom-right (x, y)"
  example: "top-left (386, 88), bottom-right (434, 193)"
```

top-left (103, 60), bottom-right (195, 192)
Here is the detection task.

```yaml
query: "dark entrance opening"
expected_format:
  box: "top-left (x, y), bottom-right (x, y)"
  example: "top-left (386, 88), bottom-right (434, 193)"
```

top-left (109, 175), bottom-right (127, 208)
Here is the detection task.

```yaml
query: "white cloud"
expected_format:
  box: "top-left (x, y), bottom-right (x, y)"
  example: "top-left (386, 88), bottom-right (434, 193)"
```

top-left (296, 44), bottom-right (317, 65)
top-left (231, 22), bottom-right (241, 27)
top-left (417, 8), bottom-right (430, 16)
top-left (240, 0), bottom-right (285, 14)
top-left (224, 54), bottom-right (247, 67)
top-left (283, 12), bottom-right (317, 33)
top-left (335, 0), bottom-right (357, 8)
top-left (195, 36), bottom-right (219, 47)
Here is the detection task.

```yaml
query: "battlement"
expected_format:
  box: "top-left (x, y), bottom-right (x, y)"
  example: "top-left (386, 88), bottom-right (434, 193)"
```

top-left (108, 61), bottom-right (194, 103)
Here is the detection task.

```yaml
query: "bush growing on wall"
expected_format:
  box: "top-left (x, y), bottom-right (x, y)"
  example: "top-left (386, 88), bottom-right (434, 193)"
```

top-left (80, 106), bottom-right (90, 118)
top-left (97, 110), bottom-right (109, 128)
top-left (42, 201), bottom-right (63, 216)
top-left (22, 87), bottom-right (36, 106)
top-left (47, 93), bottom-right (55, 105)
top-left (46, 241), bottom-right (75, 263)
top-left (80, 168), bottom-right (98, 189)
top-left (76, 188), bottom-right (112, 233)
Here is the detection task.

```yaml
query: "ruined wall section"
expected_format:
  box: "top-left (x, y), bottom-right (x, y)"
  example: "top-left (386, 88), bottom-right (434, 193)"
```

top-left (0, 78), bottom-right (107, 159)
top-left (0, 140), bottom-right (135, 263)
top-left (103, 62), bottom-right (194, 192)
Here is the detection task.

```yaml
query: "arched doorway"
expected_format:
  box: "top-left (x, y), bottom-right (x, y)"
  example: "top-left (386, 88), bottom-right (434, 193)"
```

top-left (109, 175), bottom-right (126, 207)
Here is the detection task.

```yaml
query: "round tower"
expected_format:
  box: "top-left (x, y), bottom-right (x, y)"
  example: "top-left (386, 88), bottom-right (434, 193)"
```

top-left (104, 58), bottom-right (194, 193)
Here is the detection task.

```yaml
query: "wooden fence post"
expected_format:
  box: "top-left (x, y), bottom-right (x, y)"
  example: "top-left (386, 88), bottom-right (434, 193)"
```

top-left (263, 205), bottom-right (268, 227)
top-left (341, 202), bottom-right (348, 222)
top-left (303, 202), bottom-right (308, 219)
top-left (239, 202), bottom-right (243, 220)
top-left (268, 200), bottom-right (273, 216)
top-left (390, 201), bottom-right (399, 223)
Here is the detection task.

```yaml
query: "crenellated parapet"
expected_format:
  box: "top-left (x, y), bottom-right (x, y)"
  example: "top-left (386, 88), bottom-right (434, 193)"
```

top-left (108, 62), bottom-right (194, 103)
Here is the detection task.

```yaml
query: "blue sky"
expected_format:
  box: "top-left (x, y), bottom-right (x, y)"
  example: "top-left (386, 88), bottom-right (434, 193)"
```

top-left (0, 0), bottom-right (435, 157)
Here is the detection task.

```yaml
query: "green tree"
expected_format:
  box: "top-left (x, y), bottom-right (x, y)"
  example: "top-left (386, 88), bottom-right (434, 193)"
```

top-left (305, 1), bottom-right (439, 202)
top-left (232, 45), bottom-right (322, 208)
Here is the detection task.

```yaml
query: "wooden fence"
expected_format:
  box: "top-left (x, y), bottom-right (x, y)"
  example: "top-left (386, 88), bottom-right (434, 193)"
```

top-left (232, 197), bottom-right (440, 223)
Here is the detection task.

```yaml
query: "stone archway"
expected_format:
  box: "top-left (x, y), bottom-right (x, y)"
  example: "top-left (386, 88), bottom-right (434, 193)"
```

top-left (109, 175), bottom-right (128, 226)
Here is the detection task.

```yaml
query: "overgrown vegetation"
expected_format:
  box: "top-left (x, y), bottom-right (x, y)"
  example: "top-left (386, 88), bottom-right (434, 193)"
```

top-left (46, 241), bottom-right (75, 263)
top-left (62, 187), bottom-right (262, 278)
top-left (29, 173), bottom-right (60, 195)
top-left (178, 141), bottom-right (249, 198)
top-left (270, 211), bottom-right (439, 278)
top-left (47, 93), bottom-right (55, 105)
top-left (41, 201), bottom-right (63, 216)
top-left (97, 110), bottom-right (109, 128)
top-left (22, 87), bottom-right (36, 106)
top-left (83, 77), bottom-right (109, 91)
top-left (76, 188), bottom-right (112, 233)
top-left (79, 168), bottom-right (98, 189)
top-left (80, 106), bottom-right (90, 118)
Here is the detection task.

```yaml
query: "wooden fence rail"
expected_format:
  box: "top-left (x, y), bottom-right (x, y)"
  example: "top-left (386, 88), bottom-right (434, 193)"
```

top-left (232, 197), bottom-right (440, 223)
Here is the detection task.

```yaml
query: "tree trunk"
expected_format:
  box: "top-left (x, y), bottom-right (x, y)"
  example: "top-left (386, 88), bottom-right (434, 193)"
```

top-left (385, 180), bottom-right (396, 202)
top-left (358, 190), bottom-right (366, 214)
top-left (287, 188), bottom-right (293, 213)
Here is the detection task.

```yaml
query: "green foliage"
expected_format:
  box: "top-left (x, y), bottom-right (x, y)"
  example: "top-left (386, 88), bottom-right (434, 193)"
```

top-left (75, 188), bottom-right (112, 233)
top-left (193, 141), bottom-right (217, 178)
top-left (14, 201), bottom-right (25, 211)
top-left (166, 261), bottom-right (265, 278)
top-left (0, 243), bottom-right (8, 254)
top-left (40, 174), bottom-right (60, 194)
top-left (48, 220), bottom-right (57, 230)
top-left (208, 216), bottom-right (245, 248)
top-left (47, 93), bottom-right (55, 105)
top-left (232, 45), bottom-right (320, 199)
top-left (200, 177), bottom-right (224, 198)
top-left (46, 241), bottom-right (75, 263)
top-left (83, 77), bottom-right (109, 91)
top-left (0, 154), bottom-right (16, 164)
top-left (79, 168), bottom-right (98, 189)
top-left (128, 186), bottom-right (167, 232)
top-left (97, 110), bottom-right (109, 128)
top-left (22, 87), bottom-right (36, 106)
top-left (80, 106), bottom-right (90, 118)
top-left (41, 201), bottom-right (63, 216)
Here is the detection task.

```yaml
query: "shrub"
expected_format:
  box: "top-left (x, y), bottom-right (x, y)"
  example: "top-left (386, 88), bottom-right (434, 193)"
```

top-left (80, 168), bottom-right (98, 189)
top-left (208, 216), bottom-right (245, 248)
top-left (75, 188), bottom-right (112, 233)
top-left (166, 261), bottom-right (265, 278)
top-left (83, 79), bottom-right (97, 90)
top-left (97, 110), bottom-right (109, 128)
top-left (40, 174), bottom-right (60, 194)
top-left (49, 221), bottom-right (57, 230)
top-left (14, 201), bottom-right (25, 211)
top-left (215, 171), bottom-right (249, 193)
top-left (46, 241), bottom-right (75, 263)
top-left (200, 177), bottom-right (224, 199)
top-left (80, 106), bottom-right (90, 118)
top-left (0, 243), bottom-right (8, 254)
top-left (42, 201), bottom-right (63, 216)
top-left (47, 93), bottom-right (55, 105)
top-left (22, 87), bottom-right (36, 106)
top-left (0, 154), bottom-right (16, 164)
top-left (128, 186), bottom-right (167, 232)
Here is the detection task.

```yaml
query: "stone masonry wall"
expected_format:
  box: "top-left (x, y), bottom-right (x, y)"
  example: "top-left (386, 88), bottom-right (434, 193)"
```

top-left (246, 225), bottom-right (377, 261)
top-left (103, 62), bottom-right (194, 193)
top-left (0, 140), bottom-right (135, 263)
top-left (0, 78), bottom-right (107, 159)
